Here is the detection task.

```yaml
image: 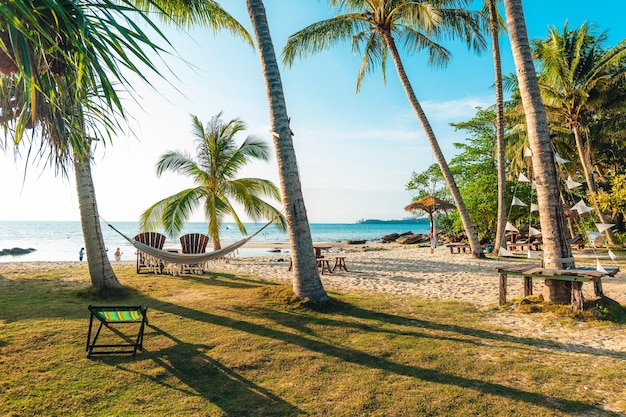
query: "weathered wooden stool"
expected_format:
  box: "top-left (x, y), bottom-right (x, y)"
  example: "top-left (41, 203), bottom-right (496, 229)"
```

top-left (317, 258), bottom-right (332, 274)
top-left (332, 256), bottom-right (348, 272)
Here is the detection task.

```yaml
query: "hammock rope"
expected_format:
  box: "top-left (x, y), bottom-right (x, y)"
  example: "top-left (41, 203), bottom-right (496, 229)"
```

top-left (104, 218), bottom-right (276, 265)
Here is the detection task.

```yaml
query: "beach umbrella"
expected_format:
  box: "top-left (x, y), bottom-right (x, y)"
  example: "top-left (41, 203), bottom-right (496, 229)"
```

top-left (404, 196), bottom-right (456, 253)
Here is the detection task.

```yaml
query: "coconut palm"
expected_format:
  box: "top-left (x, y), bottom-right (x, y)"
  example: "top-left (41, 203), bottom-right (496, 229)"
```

top-left (533, 22), bottom-right (626, 244)
top-left (133, 0), bottom-right (329, 302)
top-left (482, 0), bottom-right (508, 253)
top-left (0, 0), bottom-right (172, 291)
top-left (282, 0), bottom-right (486, 257)
top-left (140, 112), bottom-right (287, 251)
top-left (246, 0), bottom-right (328, 301)
top-left (503, 0), bottom-right (573, 304)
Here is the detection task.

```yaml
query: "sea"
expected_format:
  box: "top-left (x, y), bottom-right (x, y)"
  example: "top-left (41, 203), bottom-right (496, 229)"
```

top-left (0, 220), bottom-right (429, 262)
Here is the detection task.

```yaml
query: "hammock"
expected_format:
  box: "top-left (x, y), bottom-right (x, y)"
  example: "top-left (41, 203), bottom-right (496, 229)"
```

top-left (106, 219), bottom-right (276, 265)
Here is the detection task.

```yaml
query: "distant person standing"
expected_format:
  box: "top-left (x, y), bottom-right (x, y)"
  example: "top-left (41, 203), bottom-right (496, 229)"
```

top-left (79, 247), bottom-right (85, 261)
top-left (114, 247), bottom-right (122, 262)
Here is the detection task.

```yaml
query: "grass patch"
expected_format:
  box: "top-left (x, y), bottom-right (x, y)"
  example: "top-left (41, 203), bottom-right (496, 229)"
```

top-left (506, 294), bottom-right (626, 324)
top-left (0, 264), bottom-right (625, 416)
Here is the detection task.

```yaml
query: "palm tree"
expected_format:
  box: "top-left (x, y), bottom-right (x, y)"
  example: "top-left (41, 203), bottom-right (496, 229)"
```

top-left (283, 0), bottom-right (486, 257)
top-left (503, 0), bottom-right (573, 304)
top-left (533, 22), bottom-right (626, 245)
top-left (140, 112), bottom-right (286, 250)
top-left (246, 0), bottom-right (328, 302)
top-left (0, 0), bottom-right (170, 291)
top-left (135, 0), bottom-right (329, 302)
top-left (483, 0), bottom-right (507, 253)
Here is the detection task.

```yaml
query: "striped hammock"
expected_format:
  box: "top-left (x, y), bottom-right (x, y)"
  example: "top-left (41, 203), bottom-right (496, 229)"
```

top-left (106, 219), bottom-right (276, 265)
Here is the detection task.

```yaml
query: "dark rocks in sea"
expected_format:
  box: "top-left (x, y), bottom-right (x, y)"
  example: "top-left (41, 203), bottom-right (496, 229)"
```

top-left (0, 247), bottom-right (37, 256)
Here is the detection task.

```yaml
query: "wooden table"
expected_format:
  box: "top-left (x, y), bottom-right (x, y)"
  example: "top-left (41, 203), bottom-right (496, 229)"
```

top-left (313, 245), bottom-right (331, 258)
top-left (496, 264), bottom-right (619, 310)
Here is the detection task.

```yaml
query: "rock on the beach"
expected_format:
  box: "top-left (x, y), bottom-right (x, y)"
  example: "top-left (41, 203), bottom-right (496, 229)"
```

top-left (0, 247), bottom-right (37, 256)
top-left (395, 234), bottom-right (429, 245)
top-left (381, 233), bottom-right (400, 243)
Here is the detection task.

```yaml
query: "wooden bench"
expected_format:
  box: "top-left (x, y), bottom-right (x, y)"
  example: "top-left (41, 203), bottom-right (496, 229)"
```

top-left (317, 258), bottom-right (332, 274)
top-left (447, 244), bottom-right (491, 254)
top-left (496, 265), bottom-right (619, 310)
top-left (506, 241), bottom-right (542, 251)
top-left (332, 256), bottom-right (348, 272)
top-left (447, 244), bottom-right (472, 254)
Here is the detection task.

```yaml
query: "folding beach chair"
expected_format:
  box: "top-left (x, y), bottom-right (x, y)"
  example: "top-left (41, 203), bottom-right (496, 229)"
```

top-left (86, 305), bottom-right (148, 357)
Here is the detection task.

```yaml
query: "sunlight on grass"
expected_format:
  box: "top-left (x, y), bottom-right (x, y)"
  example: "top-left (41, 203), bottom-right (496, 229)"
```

top-left (0, 264), bottom-right (625, 416)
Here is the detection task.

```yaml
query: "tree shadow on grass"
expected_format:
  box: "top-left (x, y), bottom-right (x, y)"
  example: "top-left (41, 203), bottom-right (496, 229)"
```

top-left (326, 299), bottom-right (626, 360)
top-left (175, 271), bottom-right (282, 290)
top-left (147, 298), bottom-right (609, 415)
top-left (95, 325), bottom-right (304, 417)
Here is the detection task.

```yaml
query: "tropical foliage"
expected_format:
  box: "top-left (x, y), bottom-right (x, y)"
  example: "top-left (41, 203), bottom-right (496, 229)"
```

top-left (532, 22), bottom-right (626, 243)
top-left (0, 0), bottom-right (171, 290)
top-left (140, 112), bottom-right (286, 250)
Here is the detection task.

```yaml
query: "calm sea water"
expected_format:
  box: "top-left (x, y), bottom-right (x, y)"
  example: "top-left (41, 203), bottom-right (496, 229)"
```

top-left (0, 220), bottom-right (429, 262)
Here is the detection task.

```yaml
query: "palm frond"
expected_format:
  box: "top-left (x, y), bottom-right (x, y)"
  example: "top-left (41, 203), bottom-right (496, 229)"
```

top-left (282, 13), bottom-right (370, 67)
top-left (131, 0), bottom-right (252, 45)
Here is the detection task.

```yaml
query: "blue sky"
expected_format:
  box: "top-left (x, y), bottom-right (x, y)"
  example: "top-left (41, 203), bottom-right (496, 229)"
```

top-left (1, 0), bottom-right (625, 224)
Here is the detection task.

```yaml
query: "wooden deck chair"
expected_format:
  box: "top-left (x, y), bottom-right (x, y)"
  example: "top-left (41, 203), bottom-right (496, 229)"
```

top-left (86, 305), bottom-right (148, 357)
top-left (179, 233), bottom-right (210, 274)
top-left (134, 232), bottom-right (166, 274)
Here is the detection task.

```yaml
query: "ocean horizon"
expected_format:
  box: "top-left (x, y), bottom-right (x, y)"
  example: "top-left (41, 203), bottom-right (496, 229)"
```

top-left (0, 220), bottom-right (430, 262)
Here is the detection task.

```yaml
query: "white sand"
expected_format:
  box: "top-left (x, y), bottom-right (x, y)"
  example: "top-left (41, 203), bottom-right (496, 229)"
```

top-left (210, 242), bottom-right (626, 354)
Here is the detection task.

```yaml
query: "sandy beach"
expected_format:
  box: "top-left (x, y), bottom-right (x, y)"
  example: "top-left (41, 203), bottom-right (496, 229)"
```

top-left (211, 242), bottom-right (626, 355)
top-left (1, 242), bottom-right (625, 354)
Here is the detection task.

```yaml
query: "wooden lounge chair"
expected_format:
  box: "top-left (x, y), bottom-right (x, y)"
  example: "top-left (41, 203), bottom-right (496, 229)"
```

top-left (133, 232), bottom-right (166, 274)
top-left (86, 305), bottom-right (148, 357)
top-left (179, 233), bottom-right (210, 274)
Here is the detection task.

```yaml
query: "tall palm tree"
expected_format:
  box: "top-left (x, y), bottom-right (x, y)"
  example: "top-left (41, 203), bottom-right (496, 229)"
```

top-left (246, 0), bottom-right (328, 302)
top-left (503, 0), bottom-right (572, 304)
top-left (533, 22), bottom-right (626, 244)
top-left (140, 112), bottom-right (286, 250)
top-left (283, 0), bottom-right (486, 257)
top-left (136, 0), bottom-right (329, 302)
top-left (0, 0), bottom-right (169, 291)
top-left (483, 0), bottom-right (507, 253)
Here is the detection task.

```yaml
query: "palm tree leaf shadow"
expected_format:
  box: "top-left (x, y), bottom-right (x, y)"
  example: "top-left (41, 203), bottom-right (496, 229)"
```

top-left (97, 325), bottom-right (304, 416)
top-left (147, 298), bottom-right (608, 414)
top-left (175, 270), bottom-right (282, 290)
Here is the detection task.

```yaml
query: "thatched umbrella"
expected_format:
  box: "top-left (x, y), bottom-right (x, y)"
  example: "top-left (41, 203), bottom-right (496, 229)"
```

top-left (404, 196), bottom-right (456, 253)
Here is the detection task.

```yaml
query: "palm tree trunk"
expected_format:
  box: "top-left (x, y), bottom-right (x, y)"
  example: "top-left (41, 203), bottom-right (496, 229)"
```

top-left (572, 125), bottom-right (616, 244)
top-left (504, 0), bottom-right (572, 303)
top-left (379, 29), bottom-right (484, 258)
top-left (246, 0), bottom-right (328, 302)
top-left (74, 154), bottom-right (121, 290)
top-left (488, 0), bottom-right (507, 254)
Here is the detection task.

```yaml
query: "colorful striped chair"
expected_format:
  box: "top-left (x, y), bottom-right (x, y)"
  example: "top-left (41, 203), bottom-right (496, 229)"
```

top-left (86, 305), bottom-right (148, 357)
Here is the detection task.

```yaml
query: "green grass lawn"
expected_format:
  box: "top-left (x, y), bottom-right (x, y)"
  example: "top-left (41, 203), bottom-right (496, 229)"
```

top-left (1, 264), bottom-right (625, 416)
